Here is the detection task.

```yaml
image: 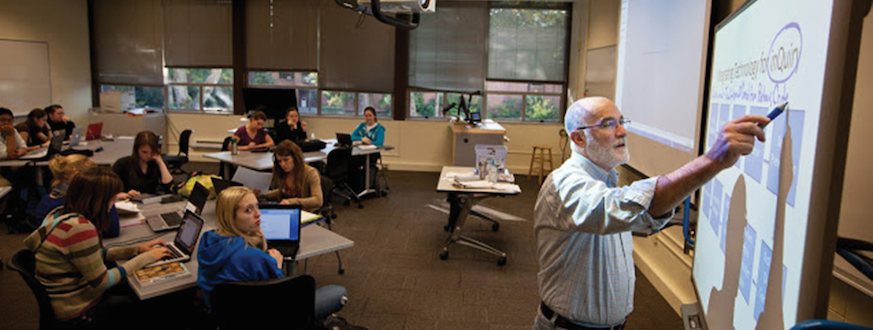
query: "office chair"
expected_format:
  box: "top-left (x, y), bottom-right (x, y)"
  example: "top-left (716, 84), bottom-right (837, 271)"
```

top-left (7, 249), bottom-right (61, 330)
top-left (316, 175), bottom-right (344, 274)
top-left (212, 275), bottom-right (316, 330)
top-left (326, 147), bottom-right (363, 209)
top-left (164, 129), bottom-right (192, 174)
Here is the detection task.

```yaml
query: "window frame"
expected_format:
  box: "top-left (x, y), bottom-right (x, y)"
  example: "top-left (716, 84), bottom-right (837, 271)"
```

top-left (484, 79), bottom-right (565, 123)
top-left (165, 67), bottom-right (235, 114)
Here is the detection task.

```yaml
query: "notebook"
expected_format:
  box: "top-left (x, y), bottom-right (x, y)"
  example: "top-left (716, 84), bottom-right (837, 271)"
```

top-left (19, 133), bottom-right (65, 160)
top-left (211, 177), bottom-right (243, 196)
top-left (259, 204), bottom-right (302, 259)
top-left (145, 182), bottom-right (209, 232)
top-left (147, 210), bottom-right (205, 267)
top-left (335, 133), bottom-right (352, 147)
top-left (86, 122), bottom-right (103, 141)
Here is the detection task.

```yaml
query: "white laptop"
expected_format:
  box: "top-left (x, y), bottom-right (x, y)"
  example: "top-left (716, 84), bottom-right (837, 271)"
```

top-left (19, 133), bottom-right (65, 160)
top-left (145, 182), bottom-right (209, 232)
top-left (147, 210), bottom-right (205, 267)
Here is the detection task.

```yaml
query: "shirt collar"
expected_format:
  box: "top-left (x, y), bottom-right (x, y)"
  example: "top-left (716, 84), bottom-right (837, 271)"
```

top-left (569, 152), bottom-right (619, 186)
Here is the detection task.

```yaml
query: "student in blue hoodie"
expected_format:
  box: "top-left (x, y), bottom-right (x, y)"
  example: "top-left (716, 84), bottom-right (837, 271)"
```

top-left (197, 186), bottom-right (348, 321)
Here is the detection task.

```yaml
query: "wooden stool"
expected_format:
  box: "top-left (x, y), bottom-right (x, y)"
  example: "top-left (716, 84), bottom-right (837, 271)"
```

top-left (529, 145), bottom-right (555, 184)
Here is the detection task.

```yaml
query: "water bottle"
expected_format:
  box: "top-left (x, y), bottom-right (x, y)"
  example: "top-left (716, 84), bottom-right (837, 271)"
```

top-left (230, 139), bottom-right (239, 155)
top-left (486, 158), bottom-right (498, 184)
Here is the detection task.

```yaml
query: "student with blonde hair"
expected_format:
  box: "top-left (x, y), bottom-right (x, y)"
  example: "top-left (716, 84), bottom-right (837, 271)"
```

top-left (198, 186), bottom-right (347, 321)
top-left (263, 140), bottom-right (323, 212)
top-left (34, 155), bottom-right (123, 237)
top-left (24, 167), bottom-right (169, 326)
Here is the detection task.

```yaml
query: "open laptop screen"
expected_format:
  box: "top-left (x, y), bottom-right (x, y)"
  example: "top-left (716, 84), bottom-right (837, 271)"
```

top-left (260, 207), bottom-right (301, 241)
top-left (175, 211), bottom-right (205, 253)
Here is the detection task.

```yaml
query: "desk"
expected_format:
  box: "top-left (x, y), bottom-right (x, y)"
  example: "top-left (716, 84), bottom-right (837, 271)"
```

top-left (451, 120), bottom-right (505, 166)
top-left (104, 200), bottom-right (354, 300)
top-left (0, 138), bottom-right (134, 185)
top-left (436, 166), bottom-right (520, 266)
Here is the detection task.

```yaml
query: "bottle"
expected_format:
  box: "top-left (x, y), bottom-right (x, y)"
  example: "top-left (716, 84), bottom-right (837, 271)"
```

top-left (486, 157), bottom-right (498, 184)
top-left (230, 138), bottom-right (239, 155)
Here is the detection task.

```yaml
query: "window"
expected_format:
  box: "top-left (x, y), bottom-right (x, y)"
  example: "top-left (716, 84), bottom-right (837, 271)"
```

top-left (100, 85), bottom-right (165, 110)
top-left (488, 6), bottom-right (568, 82)
top-left (320, 91), bottom-right (393, 117)
top-left (166, 68), bottom-right (234, 113)
top-left (486, 81), bottom-right (563, 122)
top-left (409, 90), bottom-right (482, 120)
top-left (247, 71), bottom-right (318, 115)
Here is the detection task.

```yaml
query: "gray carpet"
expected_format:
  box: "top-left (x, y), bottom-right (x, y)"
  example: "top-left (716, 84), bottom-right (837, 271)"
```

top-left (0, 164), bottom-right (682, 329)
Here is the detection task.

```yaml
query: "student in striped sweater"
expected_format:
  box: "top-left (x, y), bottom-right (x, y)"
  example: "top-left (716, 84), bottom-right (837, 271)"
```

top-left (23, 167), bottom-right (170, 325)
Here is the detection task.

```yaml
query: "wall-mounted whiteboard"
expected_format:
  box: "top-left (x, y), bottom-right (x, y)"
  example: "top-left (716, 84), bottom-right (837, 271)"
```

top-left (0, 39), bottom-right (52, 116)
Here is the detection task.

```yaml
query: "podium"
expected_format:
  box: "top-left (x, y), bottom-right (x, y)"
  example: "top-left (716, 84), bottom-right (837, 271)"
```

top-left (451, 120), bottom-right (505, 166)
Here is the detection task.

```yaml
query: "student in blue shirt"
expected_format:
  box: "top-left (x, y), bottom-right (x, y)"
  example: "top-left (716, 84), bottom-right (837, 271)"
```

top-left (351, 106), bottom-right (385, 147)
top-left (197, 186), bottom-right (348, 320)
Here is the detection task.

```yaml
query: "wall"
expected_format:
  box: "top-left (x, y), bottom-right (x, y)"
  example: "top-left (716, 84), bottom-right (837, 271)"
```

top-left (0, 0), bottom-right (91, 123)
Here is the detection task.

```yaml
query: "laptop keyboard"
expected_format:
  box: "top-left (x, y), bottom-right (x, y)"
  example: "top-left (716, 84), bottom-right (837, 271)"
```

top-left (161, 244), bottom-right (184, 261)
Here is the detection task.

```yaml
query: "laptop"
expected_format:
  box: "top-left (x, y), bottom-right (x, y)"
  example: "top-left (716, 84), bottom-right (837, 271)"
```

top-left (145, 182), bottom-right (209, 232)
top-left (335, 133), bottom-right (352, 147)
top-left (211, 177), bottom-right (243, 196)
top-left (69, 127), bottom-right (84, 146)
top-left (86, 122), bottom-right (103, 141)
top-left (259, 204), bottom-right (302, 259)
top-left (147, 210), bottom-right (205, 267)
top-left (19, 133), bottom-right (65, 160)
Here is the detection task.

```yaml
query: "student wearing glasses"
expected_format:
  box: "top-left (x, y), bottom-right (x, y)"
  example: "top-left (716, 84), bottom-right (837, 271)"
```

top-left (45, 104), bottom-right (76, 140)
top-left (533, 97), bottom-right (769, 330)
top-left (263, 140), bottom-right (323, 212)
top-left (197, 186), bottom-right (347, 321)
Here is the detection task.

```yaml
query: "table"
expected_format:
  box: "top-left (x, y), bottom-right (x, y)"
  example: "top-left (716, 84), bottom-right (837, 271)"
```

top-left (0, 138), bottom-right (135, 185)
top-left (104, 200), bottom-right (354, 300)
top-left (436, 166), bottom-right (520, 266)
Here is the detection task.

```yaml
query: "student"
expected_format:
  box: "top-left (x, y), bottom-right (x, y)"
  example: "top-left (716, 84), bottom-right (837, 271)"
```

top-left (274, 106), bottom-right (308, 143)
top-left (197, 186), bottom-right (347, 321)
top-left (45, 104), bottom-right (76, 140)
top-left (34, 155), bottom-right (122, 238)
top-left (23, 167), bottom-right (169, 325)
top-left (15, 108), bottom-right (53, 147)
top-left (232, 111), bottom-right (275, 151)
top-left (351, 106), bottom-right (385, 147)
top-left (263, 140), bottom-right (323, 212)
top-left (0, 107), bottom-right (30, 160)
top-left (112, 130), bottom-right (173, 198)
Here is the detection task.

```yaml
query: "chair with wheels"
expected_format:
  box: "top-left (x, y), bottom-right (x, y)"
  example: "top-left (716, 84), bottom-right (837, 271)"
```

top-left (325, 147), bottom-right (362, 209)
top-left (218, 136), bottom-right (235, 179)
top-left (7, 249), bottom-right (61, 330)
top-left (211, 275), bottom-right (316, 330)
top-left (164, 129), bottom-right (192, 174)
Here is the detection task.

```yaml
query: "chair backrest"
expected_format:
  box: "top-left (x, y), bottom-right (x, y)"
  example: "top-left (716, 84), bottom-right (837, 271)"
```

top-left (7, 249), bottom-right (58, 329)
top-left (221, 136), bottom-right (234, 151)
top-left (319, 175), bottom-right (334, 208)
top-left (212, 275), bottom-right (316, 330)
top-left (231, 167), bottom-right (273, 192)
top-left (178, 129), bottom-right (193, 156)
top-left (325, 147), bottom-right (352, 183)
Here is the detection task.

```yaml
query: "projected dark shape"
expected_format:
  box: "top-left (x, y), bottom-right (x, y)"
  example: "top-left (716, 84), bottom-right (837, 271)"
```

top-left (755, 116), bottom-right (793, 330)
top-left (706, 175), bottom-right (747, 330)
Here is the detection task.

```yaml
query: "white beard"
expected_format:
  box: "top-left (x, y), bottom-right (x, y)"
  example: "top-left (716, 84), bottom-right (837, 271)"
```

top-left (586, 136), bottom-right (629, 169)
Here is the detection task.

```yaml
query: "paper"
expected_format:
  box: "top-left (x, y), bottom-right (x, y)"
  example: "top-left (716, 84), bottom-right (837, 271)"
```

top-left (357, 144), bottom-right (378, 150)
top-left (115, 200), bottom-right (140, 215)
top-left (302, 212), bottom-right (322, 225)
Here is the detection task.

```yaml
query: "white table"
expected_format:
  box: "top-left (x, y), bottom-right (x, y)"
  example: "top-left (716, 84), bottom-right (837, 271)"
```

top-left (104, 200), bottom-right (354, 300)
top-left (436, 166), bottom-right (521, 266)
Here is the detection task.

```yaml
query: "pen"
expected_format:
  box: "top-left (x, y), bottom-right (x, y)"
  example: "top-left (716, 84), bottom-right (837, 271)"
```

top-left (759, 102), bottom-right (788, 128)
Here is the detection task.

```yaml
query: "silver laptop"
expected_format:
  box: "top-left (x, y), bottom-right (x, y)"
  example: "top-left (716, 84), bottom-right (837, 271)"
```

top-left (145, 182), bottom-right (209, 232)
top-left (147, 210), bottom-right (205, 267)
top-left (19, 133), bottom-right (65, 160)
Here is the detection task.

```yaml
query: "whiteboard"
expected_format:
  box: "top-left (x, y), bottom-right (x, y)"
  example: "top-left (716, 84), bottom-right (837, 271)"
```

top-left (0, 39), bottom-right (52, 116)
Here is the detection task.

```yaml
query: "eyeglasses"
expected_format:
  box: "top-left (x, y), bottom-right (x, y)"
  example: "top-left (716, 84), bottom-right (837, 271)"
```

top-left (576, 118), bottom-right (631, 131)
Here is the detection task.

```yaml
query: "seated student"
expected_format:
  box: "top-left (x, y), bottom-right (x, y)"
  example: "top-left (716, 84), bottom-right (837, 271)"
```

top-left (232, 111), bottom-right (275, 151)
top-left (0, 107), bottom-right (31, 161)
top-left (197, 186), bottom-right (347, 321)
top-left (23, 167), bottom-right (169, 326)
top-left (351, 106), bottom-right (385, 147)
top-left (45, 104), bottom-right (76, 140)
top-left (263, 140), bottom-right (323, 212)
top-left (274, 106), bottom-right (308, 143)
top-left (15, 108), bottom-right (53, 147)
top-left (112, 130), bottom-right (173, 198)
top-left (34, 155), bottom-right (122, 238)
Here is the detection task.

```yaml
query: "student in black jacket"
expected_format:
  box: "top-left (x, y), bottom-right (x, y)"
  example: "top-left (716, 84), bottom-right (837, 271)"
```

top-left (274, 106), bottom-right (308, 143)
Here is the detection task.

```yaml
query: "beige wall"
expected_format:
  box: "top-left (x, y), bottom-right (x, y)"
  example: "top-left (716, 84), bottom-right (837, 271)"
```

top-left (0, 0), bottom-right (91, 123)
top-left (586, 0), bottom-right (620, 49)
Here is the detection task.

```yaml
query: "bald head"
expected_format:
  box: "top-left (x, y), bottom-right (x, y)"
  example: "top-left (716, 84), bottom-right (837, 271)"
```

top-left (564, 97), bottom-right (617, 133)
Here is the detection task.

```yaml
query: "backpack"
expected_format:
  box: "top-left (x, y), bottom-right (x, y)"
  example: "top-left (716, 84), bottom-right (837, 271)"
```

top-left (176, 172), bottom-right (220, 200)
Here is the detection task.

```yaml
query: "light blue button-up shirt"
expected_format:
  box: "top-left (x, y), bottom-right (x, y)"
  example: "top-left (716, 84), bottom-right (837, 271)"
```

top-left (534, 152), bottom-right (672, 327)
